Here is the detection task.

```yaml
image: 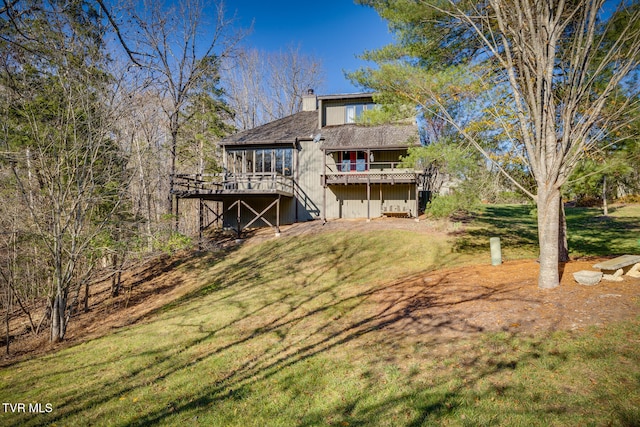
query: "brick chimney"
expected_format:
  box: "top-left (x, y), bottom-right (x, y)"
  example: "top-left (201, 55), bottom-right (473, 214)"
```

top-left (302, 89), bottom-right (317, 111)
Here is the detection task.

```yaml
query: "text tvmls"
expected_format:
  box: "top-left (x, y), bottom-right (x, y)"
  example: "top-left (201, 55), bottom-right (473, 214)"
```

top-left (2, 403), bottom-right (53, 413)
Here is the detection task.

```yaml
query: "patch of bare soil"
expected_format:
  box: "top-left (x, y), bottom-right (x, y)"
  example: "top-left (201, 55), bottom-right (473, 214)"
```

top-left (0, 251), bottom-right (209, 366)
top-left (2, 218), bottom-right (638, 366)
top-left (373, 258), bottom-right (640, 339)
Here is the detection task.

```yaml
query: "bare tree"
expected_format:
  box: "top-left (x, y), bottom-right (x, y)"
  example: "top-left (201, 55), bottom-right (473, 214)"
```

top-left (1, 1), bottom-right (131, 341)
top-left (224, 45), bottom-right (325, 130)
top-left (356, 0), bottom-right (640, 288)
top-left (224, 48), bottom-right (266, 130)
top-left (115, 80), bottom-right (170, 251)
top-left (122, 0), bottom-right (244, 220)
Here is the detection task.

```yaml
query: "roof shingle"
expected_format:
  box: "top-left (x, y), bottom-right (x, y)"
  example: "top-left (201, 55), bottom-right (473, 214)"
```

top-left (319, 123), bottom-right (419, 151)
top-left (220, 109), bottom-right (419, 150)
top-left (220, 111), bottom-right (318, 146)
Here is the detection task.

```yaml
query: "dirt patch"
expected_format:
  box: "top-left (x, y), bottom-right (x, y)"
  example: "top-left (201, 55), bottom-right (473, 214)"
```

top-left (373, 258), bottom-right (640, 339)
top-left (0, 251), bottom-right (208, 366)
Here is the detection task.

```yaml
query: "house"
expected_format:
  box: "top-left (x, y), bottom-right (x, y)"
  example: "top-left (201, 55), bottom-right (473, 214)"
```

top-left (172, 91), bottom-right (429, 236)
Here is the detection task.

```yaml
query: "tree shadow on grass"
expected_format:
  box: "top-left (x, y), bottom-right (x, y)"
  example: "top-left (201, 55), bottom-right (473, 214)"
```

top-left (451, 205), bottom-right (539, 256)
top-left (453, 205), bottom-right (640, 259)
top-left (566, 208), bottom-right (640, 256)
top-left (3, 230), bottom-right (637, 426)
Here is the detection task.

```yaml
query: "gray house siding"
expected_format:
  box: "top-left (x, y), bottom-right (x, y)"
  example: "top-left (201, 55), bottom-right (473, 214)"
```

top-left (211, 93), bottom-right (423, 234)
top-left (295, 140), bottom-right (324, 220)
top-left (371, 150), bottom-right (406, 168)
top-left (323, 104), bottom-right (346, 127)
top-left (380, 184), bottom-right (417, 217)
top-left (325, 184), bottom-right (416, 219)
top-left (321, 95), bottom-right (374, 127)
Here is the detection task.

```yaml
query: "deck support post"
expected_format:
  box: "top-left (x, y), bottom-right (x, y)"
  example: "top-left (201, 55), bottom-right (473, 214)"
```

top-left (322, 149), bottom-right (327, 223)
top-left (174, 195), bottom-right (179, 232)
top-left (367, 149), bottom-right (371, 222)
top-left (276, 195), bottom-right (281, 236)
top-left (415, 181), bottom-right (420, 222)
top-left (198, 198), bottom-right (204, 250)
top-left (236, 198), bottom-right (241, 238)
top-left (366, 176), bottom-right (371, 222)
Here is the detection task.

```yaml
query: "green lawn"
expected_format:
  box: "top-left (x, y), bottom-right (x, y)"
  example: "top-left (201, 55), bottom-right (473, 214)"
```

top-left (0, 206), bottom-right (639, 426)
top-left (454, 203), bottom-right (640, 259)
top-left (566, 204), bottom-right (640, 256)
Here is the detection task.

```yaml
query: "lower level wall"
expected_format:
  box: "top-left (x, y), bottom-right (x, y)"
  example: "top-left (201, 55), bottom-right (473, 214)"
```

top-left (222, 196), bottom-right (296, 230)
top-left (325, 184), bottom-right (417, 219)
top-left (220, 184), bottom-right (418, 231)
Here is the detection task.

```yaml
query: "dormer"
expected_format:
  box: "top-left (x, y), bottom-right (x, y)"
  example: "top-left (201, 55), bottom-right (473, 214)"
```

top-left (302, 91), bottom-right (377, 128)
top-left (317, 93), bottom-right (376, 128)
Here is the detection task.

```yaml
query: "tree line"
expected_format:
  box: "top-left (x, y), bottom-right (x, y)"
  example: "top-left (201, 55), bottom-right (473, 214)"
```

top-left (0, 0), bottom-right (323, 347)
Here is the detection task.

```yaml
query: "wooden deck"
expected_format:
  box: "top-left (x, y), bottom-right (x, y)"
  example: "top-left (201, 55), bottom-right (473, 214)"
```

top-left (322, 170), bottom-right (418, 186)
top-left (171, 173), bottom-right (295, 199)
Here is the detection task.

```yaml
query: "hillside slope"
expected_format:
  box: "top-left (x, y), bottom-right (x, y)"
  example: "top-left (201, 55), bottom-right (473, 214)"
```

top-left (1, 218), bottom-right (639, 426)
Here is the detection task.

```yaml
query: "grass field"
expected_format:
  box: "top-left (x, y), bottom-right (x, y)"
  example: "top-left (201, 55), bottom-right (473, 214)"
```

top-left (0, 205), bottom-right (638, 426)
top-left (455, 203), bottom-right (640, 258)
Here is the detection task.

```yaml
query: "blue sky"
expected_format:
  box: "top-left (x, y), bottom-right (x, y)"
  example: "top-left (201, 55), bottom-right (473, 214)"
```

top-left (227, 0), bottom-right (394, 94)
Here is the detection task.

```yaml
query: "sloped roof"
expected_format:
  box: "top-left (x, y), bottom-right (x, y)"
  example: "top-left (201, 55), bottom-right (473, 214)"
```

top-left (221, 110), bottom-right (319, 146)
top-left (318, 92), bottom-right (374, 101)
top-left (220, 108), bottom-right (419, 151)
top-left (320, 122), bottom-right (419, 151)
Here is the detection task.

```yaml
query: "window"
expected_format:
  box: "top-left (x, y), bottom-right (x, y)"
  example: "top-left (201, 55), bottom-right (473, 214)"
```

top-left (275, 149), bottom-right (293, 176)
top-left (254, 148), bottom-right (292, 175)
top-left (345, 103), bottom-right (376, 124)
top-left (263, 150), bottom-right (272, 173)
top-left (283, 149), bottom-right (293, 176)
top-left (339, 151), bottom-right (368, 172)
top-left (255, 150), bottom-right (263, 172)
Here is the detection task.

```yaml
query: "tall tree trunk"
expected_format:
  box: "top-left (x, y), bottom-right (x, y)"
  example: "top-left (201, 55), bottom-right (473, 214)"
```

top-left (50, 289), bottom-right (67, 342)
top-left (170, 121), bottom-right (179, 231)
top-left (558, 195), bottom-right (569, 263)
top-left (83, 279), bottom-right (90, 313)
top-left (537, 184), bottom-right (561, 289)
top-left (5, 301), bottom-right (10, 355)
top-left (111, 253), bottom-right (119, 297)
top-left (132, 134), bottom-right (154, 251)
top-left (50, 294), bottom-right (60, 342)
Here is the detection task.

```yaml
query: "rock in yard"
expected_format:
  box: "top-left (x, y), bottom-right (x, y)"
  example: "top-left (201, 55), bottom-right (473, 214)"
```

top-left (602, 268), bottom-right (624, 282)
top-left (573, 270), bottom-right (603, 286)
top-left (627, 263), bottom-right (640, 278)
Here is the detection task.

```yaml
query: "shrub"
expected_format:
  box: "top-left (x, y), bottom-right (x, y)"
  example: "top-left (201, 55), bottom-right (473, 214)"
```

top-left (494, 191), bottom-right (530, 204)
top-left (157, 232), bottom-right (192, 254)
top-left (616, 194), bottom-right (640, 204)
top-left (427, 191), bottom-right (478, 219)
top-left (575, 196), bottom-right (602, 207)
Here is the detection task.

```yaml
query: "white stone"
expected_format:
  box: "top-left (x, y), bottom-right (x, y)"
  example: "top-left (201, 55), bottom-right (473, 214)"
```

top-left (626, 263), bottom-right (640, 278)
top-left (573, 270), bottom-right (603, 286)
top-left (610, 268), bottom-right (624, 277)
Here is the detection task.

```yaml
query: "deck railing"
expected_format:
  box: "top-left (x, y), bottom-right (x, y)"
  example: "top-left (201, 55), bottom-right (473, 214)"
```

top-left (323, 162), bottom-right (419, 186)
top-left (171, 173), bottom-right (294, 196)
top-left (171, 173), bottom-right (223, 194)
top-left (220, 172), bottom-right (294, 194)
top-left (336, 160), bottom-right (407, 173)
